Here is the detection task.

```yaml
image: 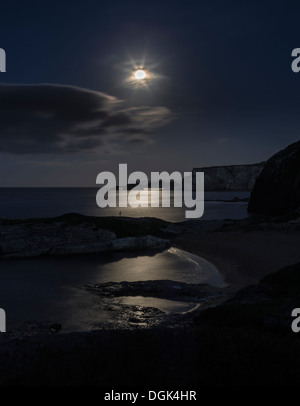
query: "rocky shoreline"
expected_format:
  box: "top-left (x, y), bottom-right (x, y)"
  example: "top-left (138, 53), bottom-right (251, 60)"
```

top-left (1, 210), bottom-right (300, 259)
top-left (0, 214), bottom-right (172, 258)
top-left (84, 279), bottom-right (221, 301)
top-left (0, 211), bottom-right (300, 385)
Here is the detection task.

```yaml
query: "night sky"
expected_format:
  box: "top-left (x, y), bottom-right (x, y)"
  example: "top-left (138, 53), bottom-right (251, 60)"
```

top-left (0, 0), bottom-right (299, 186)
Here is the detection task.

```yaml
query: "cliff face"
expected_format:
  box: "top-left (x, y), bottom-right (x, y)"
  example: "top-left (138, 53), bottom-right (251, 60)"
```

top-left (192, 163), bottom-right (264, 191)
top-left (248, 140), bottom-right (300, 215)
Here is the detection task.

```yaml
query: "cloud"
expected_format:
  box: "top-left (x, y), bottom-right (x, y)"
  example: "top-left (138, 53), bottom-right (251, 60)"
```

top-left (0, 84), bottom-right (172, 154)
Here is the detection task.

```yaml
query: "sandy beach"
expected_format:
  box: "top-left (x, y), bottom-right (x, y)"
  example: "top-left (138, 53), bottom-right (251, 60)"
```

top-left (173, 229), bottom-right (300, 291)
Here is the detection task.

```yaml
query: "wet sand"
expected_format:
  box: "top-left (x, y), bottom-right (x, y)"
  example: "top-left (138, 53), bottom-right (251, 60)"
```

top-left (173, 229), bottom-right (300, 292)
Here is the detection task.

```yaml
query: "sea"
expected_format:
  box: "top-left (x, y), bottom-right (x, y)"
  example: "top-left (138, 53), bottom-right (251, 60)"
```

top-left (0, 188), bottom-right (250, 222)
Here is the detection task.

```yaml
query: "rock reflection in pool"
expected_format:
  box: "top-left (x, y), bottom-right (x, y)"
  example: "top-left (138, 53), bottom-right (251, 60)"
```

top-left (118, 296), bottom-right (200, 314)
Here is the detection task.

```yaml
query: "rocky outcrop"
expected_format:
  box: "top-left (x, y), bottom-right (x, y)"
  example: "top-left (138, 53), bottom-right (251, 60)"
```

top-left (193, 163), bottom-right (264, 191)
top-left (7, 321), bottom-right (62, 339)
top-left (0, 217), bottom-right (170, 258)
top-left (85, 280), bottom-right (221, 302)
top-left (223, 262), bottom-right (300, 331)
top-left (248, 140), bottom-right (300, 215)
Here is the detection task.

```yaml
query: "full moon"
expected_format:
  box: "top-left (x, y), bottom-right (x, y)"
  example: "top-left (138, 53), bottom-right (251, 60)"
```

top-left (134, 69), bottom-right (146, 80)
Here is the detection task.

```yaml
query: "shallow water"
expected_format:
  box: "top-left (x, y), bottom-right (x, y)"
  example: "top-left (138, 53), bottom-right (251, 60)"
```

top-left (0, 248), bottom-right (225, 333)
top-left (119, 296), bottom-right (200, 314)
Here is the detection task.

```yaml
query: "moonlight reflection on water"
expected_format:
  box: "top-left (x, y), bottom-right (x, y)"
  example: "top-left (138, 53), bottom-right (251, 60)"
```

top-left (0, 248), bottom-right (225, 333)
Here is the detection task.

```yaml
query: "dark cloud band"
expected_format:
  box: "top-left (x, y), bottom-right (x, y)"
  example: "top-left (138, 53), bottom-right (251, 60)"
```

top-left (0, 84), bottom-right (172, 154)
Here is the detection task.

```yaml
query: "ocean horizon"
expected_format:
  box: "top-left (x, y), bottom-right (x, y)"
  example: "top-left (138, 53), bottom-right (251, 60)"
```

top-left (0, 187), bottom-right (250, 222)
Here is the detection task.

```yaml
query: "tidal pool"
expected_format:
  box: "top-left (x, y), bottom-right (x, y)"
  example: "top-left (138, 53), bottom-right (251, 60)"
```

top-left (0, 248), bottom-right (225, 333)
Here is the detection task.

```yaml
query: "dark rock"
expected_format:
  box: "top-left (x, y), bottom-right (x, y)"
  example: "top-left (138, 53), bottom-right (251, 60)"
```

top-left (7, 321), bottom-right (62, 338)
top-left (85, 279), bottom-right (221, 302)
top-left (0, 217), bottom-right (170, 258)
top-left (226, 284), bottom-right (272, 305)
top-left (248, 140), bottom-right (300, 215)
top-left (263, 310), bottom-right (292, 330)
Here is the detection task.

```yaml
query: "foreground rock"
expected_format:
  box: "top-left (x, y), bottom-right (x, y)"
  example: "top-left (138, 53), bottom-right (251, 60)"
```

top-left (7, 321), bottom-right (62, 339)
top-left (248, 140), bottom-right (300, 215)
top-left (197, 262), bottom-right (300, 331)
top-left (85, 280), bottom-right (221, 302)
top-left (1, 264), bottom-right (300, 385)
top-left (0, 214), bottom-right (170, 258)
